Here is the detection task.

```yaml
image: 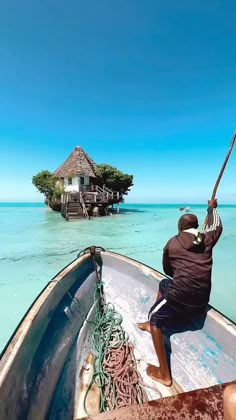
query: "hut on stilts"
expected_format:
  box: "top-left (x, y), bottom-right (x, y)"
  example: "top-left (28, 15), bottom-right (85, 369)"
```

top-left (54, 147), bottom-right (121, 220)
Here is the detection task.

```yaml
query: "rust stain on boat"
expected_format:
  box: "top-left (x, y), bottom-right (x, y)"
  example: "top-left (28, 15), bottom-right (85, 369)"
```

top-left (83, 381), bottom-right (236, 420)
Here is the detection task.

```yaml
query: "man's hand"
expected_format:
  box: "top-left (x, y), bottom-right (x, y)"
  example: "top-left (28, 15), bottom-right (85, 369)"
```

top-left (208, 199), bottom-right (218, 208)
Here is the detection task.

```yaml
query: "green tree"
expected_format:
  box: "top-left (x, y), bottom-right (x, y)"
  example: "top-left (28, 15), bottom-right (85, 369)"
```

top-left (32, 170), bottom-right (63, 201)
top-left (95, 164), bottom-right (133, 194)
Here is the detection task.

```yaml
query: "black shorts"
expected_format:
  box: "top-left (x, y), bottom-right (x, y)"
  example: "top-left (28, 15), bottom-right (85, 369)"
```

top-left (149, 278), bottom-right (189, 329)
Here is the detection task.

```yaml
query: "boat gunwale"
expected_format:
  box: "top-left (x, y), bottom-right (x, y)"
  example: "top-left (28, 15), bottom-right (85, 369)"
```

top-left (0, 253), bottom-right (91, 382)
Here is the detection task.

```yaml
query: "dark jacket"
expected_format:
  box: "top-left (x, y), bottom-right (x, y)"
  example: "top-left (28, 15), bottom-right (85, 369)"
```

top-left (163, 206), bottom-right (223, 310)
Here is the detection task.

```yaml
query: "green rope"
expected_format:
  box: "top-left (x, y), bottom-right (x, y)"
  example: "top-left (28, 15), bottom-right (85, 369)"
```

top-left (53, 277), bottom-right (145, 414)
top-left (84, 300), bottom-right (129, 413)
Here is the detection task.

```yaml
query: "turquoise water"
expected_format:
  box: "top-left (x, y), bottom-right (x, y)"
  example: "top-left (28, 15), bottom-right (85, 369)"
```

top-left (0, 203), bottom-right (235, 352)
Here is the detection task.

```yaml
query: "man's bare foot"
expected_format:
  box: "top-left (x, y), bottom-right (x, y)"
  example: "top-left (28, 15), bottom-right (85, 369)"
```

top-left (137, 321), bottom-right (151, 333)
top-left (146, 364), bottom-right (172, 386)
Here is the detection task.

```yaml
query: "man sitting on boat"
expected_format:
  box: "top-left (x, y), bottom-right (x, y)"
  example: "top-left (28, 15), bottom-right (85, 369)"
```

top-left (138, 199), bottom-right (223, 386)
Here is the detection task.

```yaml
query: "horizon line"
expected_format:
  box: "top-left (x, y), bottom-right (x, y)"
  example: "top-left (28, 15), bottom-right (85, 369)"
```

top-left (0, 201), bottom-right (236, 205)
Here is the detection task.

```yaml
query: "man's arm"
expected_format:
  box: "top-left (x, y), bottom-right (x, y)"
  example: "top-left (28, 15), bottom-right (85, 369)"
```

top-left (162, 241), bottom-right (174, 277)
top-left (204, 199), bottom-right (223, 247)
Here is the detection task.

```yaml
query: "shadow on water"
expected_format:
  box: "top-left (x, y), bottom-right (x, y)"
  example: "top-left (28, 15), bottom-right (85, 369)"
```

top-left (163, 310), bottom-right (208, 374)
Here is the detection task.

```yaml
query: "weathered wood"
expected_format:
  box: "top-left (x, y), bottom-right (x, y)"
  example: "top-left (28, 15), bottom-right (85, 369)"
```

top-left (61, 188), bottom-right (122, 220)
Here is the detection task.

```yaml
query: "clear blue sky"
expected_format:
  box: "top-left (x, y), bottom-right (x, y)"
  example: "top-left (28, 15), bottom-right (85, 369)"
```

top-left (0, 0), bottom-right (235, 203)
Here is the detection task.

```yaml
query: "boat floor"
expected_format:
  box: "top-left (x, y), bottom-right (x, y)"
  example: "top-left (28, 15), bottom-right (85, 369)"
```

top-left (84, 381), bottom-right (236, 420)
top-left (102, 263), bottom-right (236, 394)
top-left (48, 257), bottom-right (236, 418)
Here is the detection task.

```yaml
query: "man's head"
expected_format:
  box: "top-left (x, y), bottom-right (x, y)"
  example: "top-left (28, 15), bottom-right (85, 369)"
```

top-left (178, 213), bottom-right (199, 232)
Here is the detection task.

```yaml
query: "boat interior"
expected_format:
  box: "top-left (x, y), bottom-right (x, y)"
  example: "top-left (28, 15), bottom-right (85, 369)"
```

top-left (0, 248), bottom-right (235, 420)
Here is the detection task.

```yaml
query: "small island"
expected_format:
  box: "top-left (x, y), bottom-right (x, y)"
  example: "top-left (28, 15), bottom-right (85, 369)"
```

top-left (32, 146), bottom-right (133, 220)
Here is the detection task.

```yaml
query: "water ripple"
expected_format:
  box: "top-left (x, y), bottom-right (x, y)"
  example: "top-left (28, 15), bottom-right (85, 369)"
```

top-left (0, 248), bottom-right (78, 263)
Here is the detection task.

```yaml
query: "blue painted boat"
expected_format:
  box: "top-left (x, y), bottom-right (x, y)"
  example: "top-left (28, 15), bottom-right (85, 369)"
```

top-left (0, 247), bottom-right (235, 419)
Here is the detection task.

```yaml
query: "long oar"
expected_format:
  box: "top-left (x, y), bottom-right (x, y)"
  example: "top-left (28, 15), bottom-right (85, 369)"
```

top-left (203, 132), bottom-right (236, 231)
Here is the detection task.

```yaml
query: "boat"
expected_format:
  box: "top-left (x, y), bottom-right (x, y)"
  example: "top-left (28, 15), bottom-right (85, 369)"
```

top-left (0, 246), bottom-right (235, 419)
top-left (178, 207), bottom-right (190, 212)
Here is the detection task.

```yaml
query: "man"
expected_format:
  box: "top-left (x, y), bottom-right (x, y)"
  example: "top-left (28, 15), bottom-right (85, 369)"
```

top-left (224, 384), bottom-right (236, 420)
top-left (137, 199), bottom-right (223, 386)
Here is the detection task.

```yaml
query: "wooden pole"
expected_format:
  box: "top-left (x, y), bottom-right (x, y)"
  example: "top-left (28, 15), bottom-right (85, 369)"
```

top-left (210, 132), bottom-right (236, 201)
top-left (203, 132), bottom-right (236, 231)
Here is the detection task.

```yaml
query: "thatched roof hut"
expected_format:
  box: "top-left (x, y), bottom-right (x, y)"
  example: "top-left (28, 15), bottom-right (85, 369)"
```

top-left (54, 146), bottom-right (96, 178)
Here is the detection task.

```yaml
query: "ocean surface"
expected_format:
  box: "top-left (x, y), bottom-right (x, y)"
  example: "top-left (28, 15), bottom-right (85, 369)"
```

top-left (0, 202), bottom-right (235, 352)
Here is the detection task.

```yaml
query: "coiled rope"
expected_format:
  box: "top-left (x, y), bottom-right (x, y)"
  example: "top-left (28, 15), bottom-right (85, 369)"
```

top-left (85, 300), bottom-right (148, 414)
top-left (53, 247), bottom-right (148, 414)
